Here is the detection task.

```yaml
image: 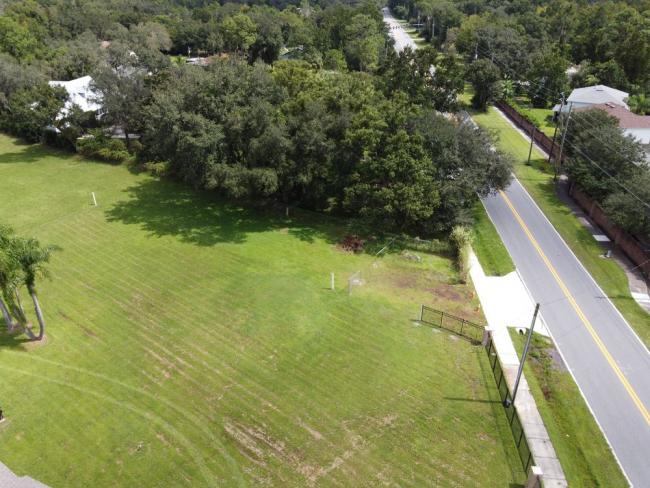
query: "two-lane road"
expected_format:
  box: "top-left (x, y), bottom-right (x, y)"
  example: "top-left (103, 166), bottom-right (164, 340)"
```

top-left (483, 179), bottom-right (650, 486)
top-left (384, 11), bottom-right (650, 484)
top-left (382, 8), bottom-right (417, 52)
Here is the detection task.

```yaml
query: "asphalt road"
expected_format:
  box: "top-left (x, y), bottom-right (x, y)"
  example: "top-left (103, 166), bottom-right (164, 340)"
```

top-left (483, 179), bottom-right (650, 486)
top-left (382, 8), bottom-right (417, 52)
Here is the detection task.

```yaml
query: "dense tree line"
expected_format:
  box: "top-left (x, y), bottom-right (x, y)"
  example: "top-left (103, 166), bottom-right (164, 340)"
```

top-left (564, 109), bottom-right (650, 235)
top-left (140, 57), bottom-right (512, 232)
top-left (0, 0), bottom-right (515, 235)
top-left (0, 0), bottom-right (390, 76)
top-left (389, 0), bottom-right (650, 112)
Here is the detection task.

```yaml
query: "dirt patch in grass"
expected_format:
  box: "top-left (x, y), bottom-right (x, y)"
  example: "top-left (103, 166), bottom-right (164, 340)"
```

top-left (393, 274), bottom-right (418, 289)
top-left (427, 283), bottom-right (464, 302)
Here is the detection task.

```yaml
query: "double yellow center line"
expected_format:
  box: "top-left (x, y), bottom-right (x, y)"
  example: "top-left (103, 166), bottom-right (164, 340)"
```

top-left (499, 190), bottom-right (650, 425)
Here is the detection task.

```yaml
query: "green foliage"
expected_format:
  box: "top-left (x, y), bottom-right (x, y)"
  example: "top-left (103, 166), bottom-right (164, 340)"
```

top-left (468, 58), bottom-right (501, 111)
top-left (0, 84), bottom-right (65, 142)
top-left (91, 45), bottom-right (151, 149)
top-left (527, 46), bottom-right (569, 108)
top-left (144, 160), bottom-right (170, 177)
top-left (565, 110), bottom-right (647, 215)
top-left (9, 236), bottom-right (55, 291)
top-left (76, 130), bottom-right (130, 163)
top-left (0, 221), bottom-right (55, 335)
top-left (629, 94), bottom-right (650, 115)
top-left (342, 13), bottom-right (385, 71)
top-left (0, 15), bottom-right (41, 61)
top-left (140, 59), bottom-right (512, 234)
top-left (323, 49), bottom-right (347, 71)
top-left (379, 47), bottom-right (465, 111)
top-left (602, 172), bottom-right (650, 236)
top-left (450, 225), bottom-right (472, 283)
top-left (221, 13), bottom-right (258, 53)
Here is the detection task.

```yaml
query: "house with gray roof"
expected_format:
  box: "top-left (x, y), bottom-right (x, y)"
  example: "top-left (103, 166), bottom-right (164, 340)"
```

top-left (553, 85), bottom-right (629, 114)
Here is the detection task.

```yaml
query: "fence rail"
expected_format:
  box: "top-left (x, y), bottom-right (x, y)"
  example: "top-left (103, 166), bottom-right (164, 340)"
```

top-left (419, 306), bottom-right (535, 476)
top-left (570, 184), bottom-right (650, 278)
top-left (485, 334), bottom-right (534, 474)
top-left (494, 100), bottom-right (565, 163)
top-left (496, 100), bottom-right (650, 278)
top-left (419, 306), bottom-right (485, 344)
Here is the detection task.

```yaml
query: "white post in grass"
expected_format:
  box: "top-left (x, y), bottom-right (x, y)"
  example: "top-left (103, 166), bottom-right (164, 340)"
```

top-left (91, 192), bottom-right (97, 206)
top-left (330, 272), bottom-right (335, 291)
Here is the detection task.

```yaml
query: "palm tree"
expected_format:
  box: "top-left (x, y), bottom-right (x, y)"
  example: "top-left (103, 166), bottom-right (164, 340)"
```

top-left (500, 77), bottom-right (515, 101)
top-left (0, 253), bottom-right (19, 332)
top-left (0, 225), bottom-right (20, 332)
top-left (11, 238), bottom-right (56, 341)
top-left (629, 94), bottom-right (650, 115)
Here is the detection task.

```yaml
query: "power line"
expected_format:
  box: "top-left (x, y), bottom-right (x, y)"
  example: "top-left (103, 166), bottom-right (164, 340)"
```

top-left (474, 44), bottom-right (643, 138)
top-left (472, 44), bottom-right (650, 211)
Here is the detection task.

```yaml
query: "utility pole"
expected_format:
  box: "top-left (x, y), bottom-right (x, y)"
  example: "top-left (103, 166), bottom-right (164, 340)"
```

top-left (548, 93), bottom-right (564, 165)
top-left (504, 303), bottom-right (540, 408)
top-left (555, 102), bottom-right (573, 181)
top-left (526, 125), bottom-right (535, 166)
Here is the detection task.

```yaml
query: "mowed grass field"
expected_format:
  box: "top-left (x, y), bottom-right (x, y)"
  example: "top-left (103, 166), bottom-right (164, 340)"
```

top-left (0, 134), bottom-right (525, 487)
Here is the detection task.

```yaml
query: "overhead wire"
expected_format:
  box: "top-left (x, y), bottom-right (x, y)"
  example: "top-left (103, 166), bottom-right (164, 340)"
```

top-left (471, 44), bottom-right (650, 211)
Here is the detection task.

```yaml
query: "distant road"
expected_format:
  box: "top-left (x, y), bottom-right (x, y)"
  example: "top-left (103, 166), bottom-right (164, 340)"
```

top-left (382, 8), bottom-right (417, 52)
top-left (385, 13), bottom-right (650, 486)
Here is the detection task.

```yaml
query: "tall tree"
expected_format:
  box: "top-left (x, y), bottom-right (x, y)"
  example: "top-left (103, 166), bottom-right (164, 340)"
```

top-left (91, 42), bottom-right (150, 149)
top-left (527, 45), bottom-right (569, 108)
top-left (566, 109), bottom-right (646, 201)
top-left (221, 13), bottom-right (257, 55)
top-left (11, 237), bottom-right (56, 341)
top-left (0, 225), bottom-right (19, 332)
top-left (467, 58), bottom-right (500, 111)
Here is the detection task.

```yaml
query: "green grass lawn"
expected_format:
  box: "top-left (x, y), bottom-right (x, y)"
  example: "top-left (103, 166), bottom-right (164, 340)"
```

top-left (471, 107), bottom-right (650, 346)
top-left (0, 134), bottom-right (526, 487)
top-left (472, 202), bottom-right (515, 276)
top-left (510, 99), bottom-right (556, 137)
top-left (509, 330), bottom-right (627, 487)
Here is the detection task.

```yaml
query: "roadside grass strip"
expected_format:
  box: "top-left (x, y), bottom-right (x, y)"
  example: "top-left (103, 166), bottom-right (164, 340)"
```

top-left (471, 107), bottom-right (650, 347)
top-left (509, 331), bottom-right (628, 487)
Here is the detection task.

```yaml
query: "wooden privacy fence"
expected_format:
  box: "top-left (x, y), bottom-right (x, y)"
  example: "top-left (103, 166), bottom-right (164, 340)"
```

top-left (570, 184), bottom-right (650, 278)
top-left (495, 100), bottom-right (565, 163)
top-left (496, 99), bottom-right (650, 278)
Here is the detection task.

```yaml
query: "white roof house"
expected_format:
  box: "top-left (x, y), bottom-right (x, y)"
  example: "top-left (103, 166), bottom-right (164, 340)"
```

top-left (553, 85), bottom-right (629, 114)
top-left (48, 76), bottom-right (102, 119)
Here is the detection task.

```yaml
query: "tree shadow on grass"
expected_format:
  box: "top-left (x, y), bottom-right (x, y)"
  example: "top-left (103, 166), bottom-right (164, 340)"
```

top-left (104, 178), bottom-right (340, 247)
top-left (0, 144), bottom-right (56, 164)
top-left (0, 329), bottom-right (30, 351)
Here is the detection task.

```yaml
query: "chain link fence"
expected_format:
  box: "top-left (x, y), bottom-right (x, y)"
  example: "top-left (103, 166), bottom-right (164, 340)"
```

top-left (485, 335), bottom-right (534, 475)
top-left (419, 305), bottom-right (485, 344)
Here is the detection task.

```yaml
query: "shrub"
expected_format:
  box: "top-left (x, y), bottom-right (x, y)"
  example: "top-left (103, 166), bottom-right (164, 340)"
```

top-left (76, 130), bottom-right (130, 163)
top-left (450, 225), bottom-right (472, 283)
top-left (144, 161), bottom-right (169, 177)
top-left (340, 234), bottom-right (364, 253)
